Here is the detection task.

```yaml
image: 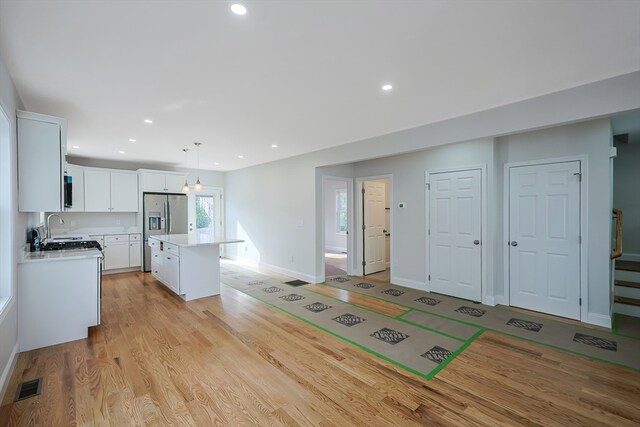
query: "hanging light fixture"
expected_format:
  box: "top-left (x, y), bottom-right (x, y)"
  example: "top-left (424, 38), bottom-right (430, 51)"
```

top-left (194, 142), bottom-right (203, 192)
top-left (181, 148), bottom-right (190, 193)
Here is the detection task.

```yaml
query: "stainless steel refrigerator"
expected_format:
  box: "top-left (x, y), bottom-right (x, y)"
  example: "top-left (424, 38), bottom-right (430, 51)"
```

top-left (143, 193), bottom-right (188, 272)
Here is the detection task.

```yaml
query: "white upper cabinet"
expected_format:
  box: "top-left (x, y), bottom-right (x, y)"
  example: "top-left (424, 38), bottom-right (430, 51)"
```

top-left (65, 163), bottom-right (85, 212)
top-left (84, 168), bottom-right (138, 212)
top-left (17, 110), bottom-right (67, 212)
top-left (139, 170), bottom-right (186, 193)
top-left (110, 171), bottom-right (138, 211)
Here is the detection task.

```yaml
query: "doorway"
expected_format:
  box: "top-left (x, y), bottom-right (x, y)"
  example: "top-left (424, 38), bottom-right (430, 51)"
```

top-left (426, 168), bottom-right (482, 301)
top-left (188, 187), bottom-right (223, 242)
top-left (357, 177), bottom-right (392, 279)
top-left (506, 160), bottom-right (582, 320)
top-left (324, 178), bottom-right (350, 277)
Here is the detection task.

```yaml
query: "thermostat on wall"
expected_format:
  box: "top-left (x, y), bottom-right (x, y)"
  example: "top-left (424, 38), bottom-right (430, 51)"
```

top-left (398, 202), bottom-right (405, 208)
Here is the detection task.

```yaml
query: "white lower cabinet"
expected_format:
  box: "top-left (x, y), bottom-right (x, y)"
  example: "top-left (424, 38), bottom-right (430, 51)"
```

top-left (96, 233), bottom-right (142, 272)
top-left (150, 240), bottom-right (181, 294)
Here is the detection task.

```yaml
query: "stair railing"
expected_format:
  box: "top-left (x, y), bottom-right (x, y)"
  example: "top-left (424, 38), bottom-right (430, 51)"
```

top-left (611, 208), bottom-right (623, 259)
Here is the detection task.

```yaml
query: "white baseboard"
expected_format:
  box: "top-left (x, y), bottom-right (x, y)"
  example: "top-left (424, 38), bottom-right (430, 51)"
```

top-left (390, 276), bottom-right (425, 290)
top-left (619, 253), bottom-right (640, 262)
top-left (229, 255), bottom-right (322, 284)
top-left (103, 267), bottom-right (139, 275)
top-left (324, 245), bottom-right (347, 253)
top-left (585, 312), bottom-right (611, 328)
top-left (0, 342), bottom-right (19, 405)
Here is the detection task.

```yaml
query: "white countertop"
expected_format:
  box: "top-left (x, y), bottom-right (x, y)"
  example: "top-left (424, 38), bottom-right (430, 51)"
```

top-left (149, 234), bottom-right (243, 248)
top-left (19, 248), bottom-right (103, 264)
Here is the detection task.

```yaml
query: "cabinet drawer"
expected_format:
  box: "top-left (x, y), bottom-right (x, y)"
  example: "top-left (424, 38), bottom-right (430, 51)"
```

top-left (165, 243), bottom-right (180, 256)
top-left (130, 233), bottom-right (141, 241)
top-left (148, 239), bottom-right (159, 248)
top-left (105, 234), bottom-right (129, 243)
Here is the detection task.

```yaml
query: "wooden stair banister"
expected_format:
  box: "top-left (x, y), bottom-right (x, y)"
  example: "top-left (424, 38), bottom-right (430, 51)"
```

top-left (611, 208), bottom-right (623, 259)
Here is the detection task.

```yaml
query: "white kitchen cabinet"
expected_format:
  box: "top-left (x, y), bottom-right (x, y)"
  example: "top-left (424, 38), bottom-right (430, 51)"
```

top-left (104, 238), bottom-right (130, 270)
top-left (18, 254), bottom-right (101, 351)
top-left (139, 170), bottom-right (187, 193)
top-left (84, 168), bottom-right (138, 212)
top-left (164, 251), bottom-right (180, 293)
top-left (84, 169), bottom-right (111, 212)
top-left (17, 110), bottom-right (67, 212)
top-left (129, 239), bottom-right (141, 268)
top-left (65, 163), bottom-right (85, 212)
top-left (111, 172), bottom-right (138, 211)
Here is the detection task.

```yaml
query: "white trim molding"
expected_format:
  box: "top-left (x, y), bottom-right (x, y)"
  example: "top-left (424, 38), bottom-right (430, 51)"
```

top-left (586, 312), bottom-right (611, 329)
top-left (620, 253), bottom-right (640, 263)
top-left (0, 341), bottom-right (19, 404)
top-left (390, 275), bottom-right (425, 290)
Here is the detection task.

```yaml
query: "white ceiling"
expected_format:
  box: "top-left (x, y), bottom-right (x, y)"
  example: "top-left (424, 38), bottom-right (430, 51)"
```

top-left (0, 0), bottom-right (638, 171)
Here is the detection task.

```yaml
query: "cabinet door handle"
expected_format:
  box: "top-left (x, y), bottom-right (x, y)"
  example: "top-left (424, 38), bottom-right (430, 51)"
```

top-left (167, 257), bottom-right (171, 260)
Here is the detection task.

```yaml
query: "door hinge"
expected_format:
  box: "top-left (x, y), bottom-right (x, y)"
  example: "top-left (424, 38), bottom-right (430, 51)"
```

top-left (428, 274), bottom-right (431, 281)
top-left (362, 224), bottom-right (366, 231)
top-left (361, 187), bottom-right (365, 194)
top-left (428, 229), bottom-right (430, 236)
top-left (426, 183), bottom-right (430, 190)
top-left (579, 235), bottom-right (582, 244)
top-left (362, 261), bottom-right (366, 267)
top-left (579, 297), bottom-right (582, 306)
top-left (574, 172), bottom-right (582, 182)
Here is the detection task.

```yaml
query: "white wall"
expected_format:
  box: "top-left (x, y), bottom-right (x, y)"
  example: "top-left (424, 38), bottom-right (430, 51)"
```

top-left (324, 180), bottom-right (347, 252)
top-left (48, 212), bottom-right (139, 235)
top-left (495, 119), bottom-right (613, 324)
top-left (613, 141), bottom-right (640, 256)
top-left (0, 51), bottom-right (29, 399)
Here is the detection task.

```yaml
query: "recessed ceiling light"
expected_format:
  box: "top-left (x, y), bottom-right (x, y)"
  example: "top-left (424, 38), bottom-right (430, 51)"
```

top-left (72, 145), bottom-right (80, 149)
top-left (238, 155), bottom-right (244, 158)
top-left (119, 150), bottom-right (126, 154)
top-left (231, 4), bottom-right (247, 15)
top-left (381, 84), bottom-right (393, 91)
top-left (214, 162), bottom-right (220, 166)
top-left (129, 138), bottom-right (136, 142)
top-left (271, 144), bottom-right (278, 148)
top-left (144, 119), bottom-right (153, 124)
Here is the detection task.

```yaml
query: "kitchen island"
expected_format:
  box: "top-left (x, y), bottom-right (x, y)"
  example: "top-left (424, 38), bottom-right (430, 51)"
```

top-left (148, 234), bottom-right (243, 301)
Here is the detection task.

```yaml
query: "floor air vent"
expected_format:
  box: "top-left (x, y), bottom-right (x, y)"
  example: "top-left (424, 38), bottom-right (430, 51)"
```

top-left (14, 378), bottom-right (42, 401)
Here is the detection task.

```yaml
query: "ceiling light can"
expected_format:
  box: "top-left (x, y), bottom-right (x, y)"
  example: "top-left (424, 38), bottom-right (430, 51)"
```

top-left (231, 4), bottom-right (247, 15)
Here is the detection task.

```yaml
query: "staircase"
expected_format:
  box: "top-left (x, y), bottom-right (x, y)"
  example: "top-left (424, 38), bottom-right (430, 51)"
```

top-left (614, 260), bottom-right (640, 317)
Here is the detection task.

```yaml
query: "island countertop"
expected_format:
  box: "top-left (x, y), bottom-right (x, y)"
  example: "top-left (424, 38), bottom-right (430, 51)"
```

top-left (149, 234), bottom-right (243, 248)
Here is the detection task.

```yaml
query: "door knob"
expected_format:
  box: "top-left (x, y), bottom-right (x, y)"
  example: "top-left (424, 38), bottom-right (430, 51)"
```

top-left (510, 241), bottom-right (518, 246)
top-left (473, 240), bottom-right (480, 245)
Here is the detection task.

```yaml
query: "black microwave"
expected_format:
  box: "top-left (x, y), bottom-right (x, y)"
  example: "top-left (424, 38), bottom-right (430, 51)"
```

top-left (64, 174), bottom-right (72, 208)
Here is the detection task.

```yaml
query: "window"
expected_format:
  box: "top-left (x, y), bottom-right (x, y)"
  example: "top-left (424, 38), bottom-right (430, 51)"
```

top-left (0, 104), bottom-right (11, 313)
top-left (336, 189), bottom-right (347, 234)
top-left (196, 195), bottom-right (215, 237)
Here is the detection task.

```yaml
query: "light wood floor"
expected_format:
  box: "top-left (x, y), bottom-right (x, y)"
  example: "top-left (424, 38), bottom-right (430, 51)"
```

top-left (1, 271), bottom-right (640, 426)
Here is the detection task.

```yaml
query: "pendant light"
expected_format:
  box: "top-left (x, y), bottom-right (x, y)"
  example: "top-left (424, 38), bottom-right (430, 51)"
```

top-left (181, 149), bottom-right (190, 193)
top-left (194, 142), bottom-right (203, 192)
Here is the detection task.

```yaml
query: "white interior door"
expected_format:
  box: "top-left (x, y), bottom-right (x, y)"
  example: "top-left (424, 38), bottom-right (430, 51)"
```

top-left (363, 181), bottom-right (386, 275)
top-left (509, 161), bottom-right (581, 320)
top-left (429, 169), bottom-right (482, 301)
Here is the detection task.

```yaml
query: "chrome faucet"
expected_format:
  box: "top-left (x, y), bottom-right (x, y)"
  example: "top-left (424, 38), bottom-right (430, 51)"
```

top-left (46, 213), bottom-right (64, 240)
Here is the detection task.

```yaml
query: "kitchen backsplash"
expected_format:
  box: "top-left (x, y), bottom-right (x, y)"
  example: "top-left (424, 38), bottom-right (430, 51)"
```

top-left (46, 212), bottom-right (139, 234)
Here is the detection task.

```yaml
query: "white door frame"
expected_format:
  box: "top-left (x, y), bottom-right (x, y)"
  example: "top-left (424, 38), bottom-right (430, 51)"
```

top-left (425, 164), bottom-right (488, 304)
top-left (355, 174), bottom-right (393, 277)
top-left (503, 155), bottom-right (588, 321)
top-left (320, 175), bottom-right (355, 282)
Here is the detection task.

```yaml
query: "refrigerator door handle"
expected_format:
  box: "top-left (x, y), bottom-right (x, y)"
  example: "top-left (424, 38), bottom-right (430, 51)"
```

top-left (167, 201), bottom-right (172, 234)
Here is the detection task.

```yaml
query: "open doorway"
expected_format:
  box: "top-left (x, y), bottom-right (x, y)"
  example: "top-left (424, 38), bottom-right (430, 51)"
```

top-left (357, 177), bottom-right (392, 281)
top-left (324, 179), bottom-right (349, 277)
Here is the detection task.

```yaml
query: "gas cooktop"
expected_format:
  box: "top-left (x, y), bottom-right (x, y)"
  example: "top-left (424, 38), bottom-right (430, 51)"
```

top-left (42, 240), bottom-right (102, 251)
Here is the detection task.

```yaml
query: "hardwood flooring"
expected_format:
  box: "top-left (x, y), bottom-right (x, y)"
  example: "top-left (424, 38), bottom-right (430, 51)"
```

top-left (1, 271), bottom-right (640, 426)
